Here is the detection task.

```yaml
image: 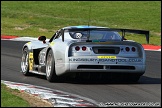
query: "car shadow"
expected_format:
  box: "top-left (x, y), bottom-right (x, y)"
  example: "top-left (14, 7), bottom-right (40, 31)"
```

top-left (26, 73), bottom-right (161, 85)
top-left (138, 76), bottom-right (161, 84)
top-left (56, 75), bottom-right (161, 85)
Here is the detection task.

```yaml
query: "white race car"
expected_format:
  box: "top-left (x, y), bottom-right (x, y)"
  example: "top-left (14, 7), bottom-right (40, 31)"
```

top-left (21, 25), bottom-right (149, 82)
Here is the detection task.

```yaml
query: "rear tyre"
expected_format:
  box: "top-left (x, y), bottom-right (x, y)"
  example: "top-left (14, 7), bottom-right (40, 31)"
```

top-left (46, 49), bottom-right (58, 82)
top-left (21, 47), bottom-right (31, 76)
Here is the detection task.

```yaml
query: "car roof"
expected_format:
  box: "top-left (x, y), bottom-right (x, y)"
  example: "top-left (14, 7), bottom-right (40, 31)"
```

top-left (63, 25), bottom-right (107, 29)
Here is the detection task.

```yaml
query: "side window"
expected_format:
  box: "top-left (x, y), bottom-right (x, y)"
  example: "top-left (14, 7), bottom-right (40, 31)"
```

top-left (54, 31), bottom-right (61, 40)
top-left (49, 33), bottom-right (56, 42)
top-left (49, 31), bottom-right (61, 42)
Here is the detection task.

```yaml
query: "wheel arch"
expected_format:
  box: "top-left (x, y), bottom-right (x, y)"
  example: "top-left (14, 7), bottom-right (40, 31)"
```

top-left (46, 47), bottom-right (52, 60)
top-left (46, 47), bottom-right (57, 66)
top-left (45, 47), bottom-right (58, 82)
top-left (22, 42), bottom-right (32, 52)
top-left (22, 45), bottom-right (28, 51)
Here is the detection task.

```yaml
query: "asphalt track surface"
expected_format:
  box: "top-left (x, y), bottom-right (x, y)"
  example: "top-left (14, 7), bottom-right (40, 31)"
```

top-left (1, 40), bottom-right (161, 104)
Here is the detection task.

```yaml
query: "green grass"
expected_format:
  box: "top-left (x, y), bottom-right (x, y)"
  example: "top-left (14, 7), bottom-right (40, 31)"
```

top-left (1, 83), bottom-right (30, 107)
top-left (1, 1), bottom-right (161, 45)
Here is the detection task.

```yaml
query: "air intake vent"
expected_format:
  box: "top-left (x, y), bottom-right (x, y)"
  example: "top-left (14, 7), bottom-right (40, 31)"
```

top-left (77, 65), bottom-right (103, 69)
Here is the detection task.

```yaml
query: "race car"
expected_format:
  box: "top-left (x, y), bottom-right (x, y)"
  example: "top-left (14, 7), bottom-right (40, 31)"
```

top-left (21, 25), bottom-right (149, 82)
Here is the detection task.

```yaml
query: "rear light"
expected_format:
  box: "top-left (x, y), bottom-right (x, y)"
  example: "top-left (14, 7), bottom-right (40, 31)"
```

top-left (82, 46), bottom-right (87, 51)
top-left (132, 47), bottom-right (136, 52)
top-left (75, 46), bottom-right (80, 51)
top-left (125, 47), bottom-right (130, 52)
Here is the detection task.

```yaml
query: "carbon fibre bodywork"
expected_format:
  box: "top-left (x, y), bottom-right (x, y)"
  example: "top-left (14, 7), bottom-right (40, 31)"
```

top-left (21, 25), bottom-right (149, 82)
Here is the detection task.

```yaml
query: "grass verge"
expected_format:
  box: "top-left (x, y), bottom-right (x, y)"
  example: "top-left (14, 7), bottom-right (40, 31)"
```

top-left (1, 1), bottom-right (161, 45)
top-left (1, 83), bottom-right (52, 107)
top-left (1, 83), bottom-right (30, 107)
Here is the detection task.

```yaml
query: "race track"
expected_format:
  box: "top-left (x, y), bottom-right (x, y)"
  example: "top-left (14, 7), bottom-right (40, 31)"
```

top-left (1, 40), bottom-right (161, 105)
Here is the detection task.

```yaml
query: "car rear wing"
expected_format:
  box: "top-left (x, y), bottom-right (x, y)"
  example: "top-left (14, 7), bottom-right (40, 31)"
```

top-left (61, 28), bottom-right (150, 44)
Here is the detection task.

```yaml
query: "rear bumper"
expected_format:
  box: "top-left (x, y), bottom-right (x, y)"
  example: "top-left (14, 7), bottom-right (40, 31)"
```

top-left (69, 63), bottom-right (145, 73)
top-left (56, 57), bottom-right (146, 76)
top-left (68, 57), bottom-right (145, 73)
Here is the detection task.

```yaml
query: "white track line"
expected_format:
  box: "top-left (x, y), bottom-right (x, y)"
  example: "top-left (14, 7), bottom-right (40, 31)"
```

top-left (1, 80), bottom-right (99, 107)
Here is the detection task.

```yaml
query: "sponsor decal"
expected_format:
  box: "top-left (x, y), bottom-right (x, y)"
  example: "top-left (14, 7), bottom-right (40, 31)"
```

top-left (50, 42), bottom-right (54, 46)
top-left (57, 58), bottom-right (63, 63)
top-left (29, 53), bottom-right (33, 70)
top-left (27, 42), bottom-right (31, 44)
top-left (69, 58), bottom-right (142, 63)
top-left (69, 58), bottom-right (97, 62)
top-left (97, 56), bottom-right (116, 59)
top-left (98, 58), bottom-right (142, 62)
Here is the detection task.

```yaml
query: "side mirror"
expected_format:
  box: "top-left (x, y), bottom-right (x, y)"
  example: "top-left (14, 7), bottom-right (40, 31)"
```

top-left (38, 36), bottom-right (46, 43)
top-left (38, 36), bottom-right (46, 41)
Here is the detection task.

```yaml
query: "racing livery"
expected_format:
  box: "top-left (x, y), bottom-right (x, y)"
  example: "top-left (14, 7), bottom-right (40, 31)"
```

top-left (21, 25), bottom-right (149, 82)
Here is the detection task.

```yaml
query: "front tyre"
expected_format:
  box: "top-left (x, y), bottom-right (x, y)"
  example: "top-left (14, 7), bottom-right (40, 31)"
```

top-left (46, 49), bottom-right (58, 82)
top-left (21, 47), bottom-right (30, 76)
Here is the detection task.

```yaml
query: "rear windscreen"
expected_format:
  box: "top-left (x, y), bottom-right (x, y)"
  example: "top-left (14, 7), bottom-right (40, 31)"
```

top-left (69, 30), bottom-right (122, 41)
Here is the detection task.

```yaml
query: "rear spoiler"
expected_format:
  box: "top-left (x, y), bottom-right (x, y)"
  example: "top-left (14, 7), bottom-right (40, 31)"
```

top-left (61, 28), bottom-right (150, 44)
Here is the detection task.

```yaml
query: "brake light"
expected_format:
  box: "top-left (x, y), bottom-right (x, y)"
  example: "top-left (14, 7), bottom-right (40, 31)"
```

top-left (82, 46), bottom-right (87, 51)
top-left (132, 47), bottom-right (136, 52)
top-left (75, 46), bottom-right (80, 51)
top-left (125, 47), bottom-right (130, 52)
